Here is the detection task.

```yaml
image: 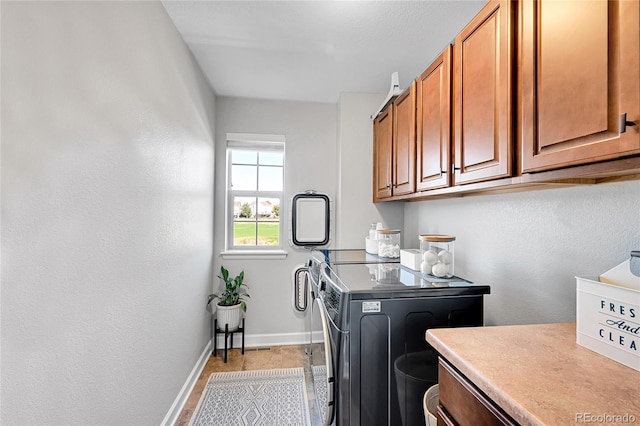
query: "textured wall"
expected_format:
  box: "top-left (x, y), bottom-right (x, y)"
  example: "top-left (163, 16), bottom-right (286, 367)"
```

top-left (404, 180), bottom-right (640, 326)
top-left (336, 93), bottom-right (404, 248)
top-left (1, 2), bottom-right (215, 424)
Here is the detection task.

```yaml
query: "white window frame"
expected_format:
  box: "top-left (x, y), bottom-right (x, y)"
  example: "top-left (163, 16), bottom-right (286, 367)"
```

top-left (221, 133), bottom-right (287, 260)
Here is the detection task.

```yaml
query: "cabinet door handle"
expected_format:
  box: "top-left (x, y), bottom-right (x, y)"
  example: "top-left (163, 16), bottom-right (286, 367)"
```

top-left (620, 113), bottom-right (637, 134)
top-left (451, 163), bottom-right (461, 172)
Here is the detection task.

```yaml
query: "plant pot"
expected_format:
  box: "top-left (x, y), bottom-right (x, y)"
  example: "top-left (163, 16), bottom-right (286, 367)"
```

top-left (216, 303), bottom-right (242, 331)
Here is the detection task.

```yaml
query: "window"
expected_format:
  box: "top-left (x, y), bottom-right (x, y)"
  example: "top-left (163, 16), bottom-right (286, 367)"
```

top-left (224, 134), bottom-right (285, 257)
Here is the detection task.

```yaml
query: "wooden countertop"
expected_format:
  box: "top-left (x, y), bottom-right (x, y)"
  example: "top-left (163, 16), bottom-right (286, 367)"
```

top-left (426, 323), bottom-right (640, 425)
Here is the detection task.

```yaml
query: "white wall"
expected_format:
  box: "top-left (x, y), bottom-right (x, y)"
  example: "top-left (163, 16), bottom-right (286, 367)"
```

top-left (214, 96), bottom-right (337, 339)
top-left (336, 93), bottom-right (404, 248)
top-left (1, 2), bottom-right (215, 425)
top-left (404, 180), bottom-right (640, 326)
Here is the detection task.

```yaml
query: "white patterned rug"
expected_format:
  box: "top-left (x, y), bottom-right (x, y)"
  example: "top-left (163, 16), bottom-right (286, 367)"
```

top-left (189, 368), bottom-right (311, 426)
top-left (312, 365), bottom-right (327, 423)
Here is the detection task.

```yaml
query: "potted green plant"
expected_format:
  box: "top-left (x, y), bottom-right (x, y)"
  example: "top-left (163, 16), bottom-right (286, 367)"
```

top-left (208, 266), bottom-right (249, 331)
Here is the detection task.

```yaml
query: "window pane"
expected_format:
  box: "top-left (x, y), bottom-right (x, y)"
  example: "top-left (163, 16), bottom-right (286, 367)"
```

top-left (256, 197), bottom-right (279, 246)
top-left (257, 222), bottom-right (279, 246)
top-left (232, 150), bottom-right (257, 164)
top-left (231, 165), bottom-right (257, 190)
top-left (233, 196), bottom-right (256, 246)
top-left (259, 151), bottom-right (283, 166)
top-left (258, 166), bottom-right (283, 191)
top-left (234, 196), bottom-right (255, 219)
top-left (255, 197), bottom-right (279, 218)
top-left (233, 221), bottom-right (256, 246)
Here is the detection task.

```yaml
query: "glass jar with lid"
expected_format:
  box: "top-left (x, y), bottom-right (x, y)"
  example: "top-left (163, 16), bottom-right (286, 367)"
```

top-left (419, 235), bottom-right (455, 277)
top-left (377, 229), bottom-right (401, 258)
top-left (369, 223), bottom-right (378, 239)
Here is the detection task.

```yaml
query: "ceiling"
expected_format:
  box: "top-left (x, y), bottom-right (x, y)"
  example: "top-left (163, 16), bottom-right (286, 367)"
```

top-left (162, 0), bottom-right (488, 104)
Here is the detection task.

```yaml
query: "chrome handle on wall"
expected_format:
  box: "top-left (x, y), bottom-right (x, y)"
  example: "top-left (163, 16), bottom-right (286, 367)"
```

top-left (620, 113), bottom-right (637, 134)
top-left (292, 266), bottom-right (308, 312)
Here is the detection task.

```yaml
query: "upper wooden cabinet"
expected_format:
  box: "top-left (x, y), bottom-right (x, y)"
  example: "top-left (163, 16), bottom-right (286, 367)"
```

top-left (372, 84), bottom-right (417, 202)
top-left (393, 82), bottom-right (417, 196)
top-left (416, 46), bottom-right (452, 191)
top-left (372, 0), bottom-right (640, 203)
top-left (373, 105), bottom-right (393, 201)
top-left (519, 0), bottom-right (640, 173)
top-left (453, 0), bottom-right (514, 185)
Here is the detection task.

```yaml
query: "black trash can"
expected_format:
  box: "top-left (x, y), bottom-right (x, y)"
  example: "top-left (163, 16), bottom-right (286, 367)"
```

top-left (394, 351), bottom-right (438, 426)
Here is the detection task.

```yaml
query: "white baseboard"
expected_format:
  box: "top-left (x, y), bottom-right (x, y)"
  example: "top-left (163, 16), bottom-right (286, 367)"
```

top-left (161, 340), bottom-right (211, 426)
top-left (213, 330), bottom-right (324, 349)
top-left (164, 330), bottom-right (324, 425)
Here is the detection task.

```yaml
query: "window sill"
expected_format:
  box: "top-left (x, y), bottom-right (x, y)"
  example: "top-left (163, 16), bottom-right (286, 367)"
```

top-left (220, 250), bottom-right (289, 260)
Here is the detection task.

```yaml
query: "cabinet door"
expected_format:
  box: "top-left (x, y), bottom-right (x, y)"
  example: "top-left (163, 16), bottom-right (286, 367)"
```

top-left (453, 0), bottom-right (513, 185)
top-left (393, 82), bottom-right (417, 196)
top-left (373, 106), bottom-right (393, 201)
top-left (520, 0), bottom-right (640, 173)
top-left (417, 46), bottom-right (452, 191)
top-left (438, 359), bottom-right (517, 426)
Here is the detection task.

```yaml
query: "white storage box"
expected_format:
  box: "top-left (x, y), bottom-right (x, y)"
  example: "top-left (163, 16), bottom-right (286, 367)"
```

top-left (576, 256), bottom-right (640, 371)
top-left (400, 249), bottom-right (422, 271)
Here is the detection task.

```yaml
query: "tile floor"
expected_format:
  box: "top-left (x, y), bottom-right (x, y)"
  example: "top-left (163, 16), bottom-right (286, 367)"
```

top-left (174, 343), bottom-right (326, 426)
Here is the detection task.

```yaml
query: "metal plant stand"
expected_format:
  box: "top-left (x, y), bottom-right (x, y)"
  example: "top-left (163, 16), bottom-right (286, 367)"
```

top-left (213, 318), bottom-right (245, 363)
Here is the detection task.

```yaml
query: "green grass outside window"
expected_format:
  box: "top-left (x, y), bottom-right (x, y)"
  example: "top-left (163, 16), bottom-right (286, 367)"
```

top-left (234, 222), bottom-right (279, 245)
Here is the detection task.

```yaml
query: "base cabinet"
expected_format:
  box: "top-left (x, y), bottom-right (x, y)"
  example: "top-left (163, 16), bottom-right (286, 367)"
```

top-left (437, 359), bottom-right (517, 426)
